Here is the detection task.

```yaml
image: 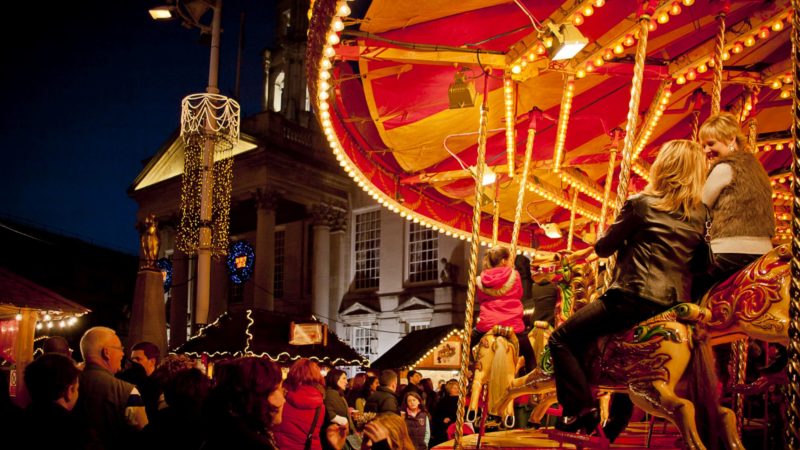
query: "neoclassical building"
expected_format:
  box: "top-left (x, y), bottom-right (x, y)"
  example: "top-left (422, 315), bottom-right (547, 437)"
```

top-left (128, 0), bottom-right (468, 362)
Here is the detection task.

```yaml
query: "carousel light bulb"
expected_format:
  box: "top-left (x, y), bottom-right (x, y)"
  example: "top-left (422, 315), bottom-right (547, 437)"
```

top-left (731, 42), bottom-right (744, 54)
top-left (648, 20), bottom-right (658, 31)
top-left (780, 89), bottom-right (791, 99)
top-left (332, 18), bottom-right (345, 32)
top-left (758, 27), bottom-right (770, 39)
top-left (657, 12), bottom-right (670, 24)
top-left (585, 62), bottom-right (595, 72)
top-left (36, 323), bottom-right (42, 330)
top-left (676, 74), bottom-right (686, 85)
top-left (44, 314), bottom-right (51, 321)
top-left (603, 49), bottom-right (614, 60)
top-left (319, 91), bottom-right (329, 101)
top-left (573, 14), bottom-right (584, 26)
top-left (783, 74), bottom-right (793, 84)
top-left (682, 0), bottom-right (694, 5)
top-left (697, 63), bottom-right (708, 73)
top-left (320, 70), bottom-right (331, 80)
top-left (777, 143), bottom-right (784, 150)
top-left (772, 21), bottom-right (784, 32)
top-left (327, 33), bottom-right (340, 45)
top-left (576, 68), bottom-right (586, 78)
top-left (669, 2), bottom-right (682, 15)
top-left (336, 2), bottom-right (351, 17)
top-left (323, 46), bottom-right (336, 58)
top-left (594, 57), bottom-right (604, 67)
top-left (527, 52), bottom-right (536, 61)
top-left (321, 59), bottom-right (332, 70)
top-left (721, 51), bottom-right (730, 61)
top-left (744, 36), bottom-right (756, 47)
top-left (511, 64), bottom-right (522, 74)
top-left (15, 313), bottom-right (22, 321)
top-left (47, 322), bottom-right (53, 329)
top-left (613, 43), bottom-right (624, 54)
top-left (582, 5), bottom-right (594, 16)
top-left (595, 0), bottom-right (605, 6)
top-left (535, 43), bottom-right (547, 55)
top-left (623, 34), bottom-right (635, 47)
top-left (320, 81), bottom-right (330, 91)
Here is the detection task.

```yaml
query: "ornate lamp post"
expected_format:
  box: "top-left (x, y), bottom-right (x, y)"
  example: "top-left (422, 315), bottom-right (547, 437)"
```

top-left (151, 0), bottom-right (240, 328)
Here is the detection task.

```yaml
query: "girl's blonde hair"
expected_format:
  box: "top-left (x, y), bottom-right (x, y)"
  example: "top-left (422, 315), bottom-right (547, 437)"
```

top-left (482, 246), bottom-right (511, 270)
top-left (698, 112), bottom-right (749, 152)
top-left (372, 413), bottom-right (417, 450)
top-left (641, 139), bottom-right (705, 218)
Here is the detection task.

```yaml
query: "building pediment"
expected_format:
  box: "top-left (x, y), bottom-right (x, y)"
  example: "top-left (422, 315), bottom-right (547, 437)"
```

top-left (396, 296), bottom-right (433, 312)
top-left (341, 302), bottom-right (379, 316)
top-left (131, 132), bottom-right (259, 191)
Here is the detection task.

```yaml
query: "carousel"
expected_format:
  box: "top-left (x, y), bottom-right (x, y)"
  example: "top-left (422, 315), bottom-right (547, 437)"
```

top-left (305, 0), bottom-right (799, 448)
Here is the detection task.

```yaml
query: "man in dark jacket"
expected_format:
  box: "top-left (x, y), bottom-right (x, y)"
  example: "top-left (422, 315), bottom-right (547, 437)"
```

top-left (364, 370), bottom-right (399, 415)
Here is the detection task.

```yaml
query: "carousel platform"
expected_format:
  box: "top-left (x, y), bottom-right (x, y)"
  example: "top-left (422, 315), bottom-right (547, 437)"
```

top-left (432, 422), bottom-right (683, 449)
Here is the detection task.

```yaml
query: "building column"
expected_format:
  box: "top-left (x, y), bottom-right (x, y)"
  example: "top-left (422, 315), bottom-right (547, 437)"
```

top-left (329, 205), bottom-right (348, 326)
top-left (311, 204), bottom-right (334, 324)
top-left (170, 249), bottom-right (189, 348)
top-left (254, 189), bottom-right (279, 310)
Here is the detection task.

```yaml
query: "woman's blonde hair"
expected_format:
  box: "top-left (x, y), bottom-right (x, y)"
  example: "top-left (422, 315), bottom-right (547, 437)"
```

top-left (641, 139), bottom-right (705, 218)
top-left (372, 413), bottom-right (417, 450)
top-left (698, 112), bottom-right (749, 152)
top-left (482, 246), bottom-right (511, 270)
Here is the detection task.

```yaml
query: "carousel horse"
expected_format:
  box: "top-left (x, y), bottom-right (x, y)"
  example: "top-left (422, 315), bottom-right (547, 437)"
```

top-left (497, 244), bottom-right (791, 450)
top-left (465, 250), bottom-right (597, 430)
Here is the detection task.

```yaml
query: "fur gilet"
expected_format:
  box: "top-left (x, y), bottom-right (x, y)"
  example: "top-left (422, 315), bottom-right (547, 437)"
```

top-left (709, 151), bottom-right (774, 239)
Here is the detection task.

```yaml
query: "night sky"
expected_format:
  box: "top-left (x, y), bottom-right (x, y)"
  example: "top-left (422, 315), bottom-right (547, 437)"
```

top-left (0, 0), bottom-right (275, 254)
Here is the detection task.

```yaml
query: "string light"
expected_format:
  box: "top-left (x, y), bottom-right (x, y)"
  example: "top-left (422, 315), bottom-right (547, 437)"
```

top-left (527, 179), bottom-right (601, 222)
top-left (504, 76), bottom-right (516, 176)
top-left (409, 328), bottom-right (465, 369)
top-left (552, 77), bottom-right (575, 174)
top-left (632, 82), bottom-right (672, 162)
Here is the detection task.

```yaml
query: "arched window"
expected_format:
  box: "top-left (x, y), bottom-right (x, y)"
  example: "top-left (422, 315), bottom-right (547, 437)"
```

top-left (273, 71), bottom-right (285, 112)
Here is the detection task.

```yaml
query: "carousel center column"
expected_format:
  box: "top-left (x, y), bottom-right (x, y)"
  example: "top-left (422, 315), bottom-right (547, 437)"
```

top-left (254, 189), bottom-right (279, 310)
top-left (311, 203), bottom-right (334, 324)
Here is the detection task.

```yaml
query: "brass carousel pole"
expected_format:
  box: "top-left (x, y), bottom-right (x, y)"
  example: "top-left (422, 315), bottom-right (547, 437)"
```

top-left (786, 1), bottom-right (800, 447)
top-left (595, 129), bottom-right (622, 289)
top-left (510, 109), bottom-right (541, 257)
top-left (493, 183), bottom-right (500, 245)
top-left (454, 70), bottom-right (492, 450)
top-left (710, 4), bottom-right (728, 116)
top-left (604, 7), bottom-right (652, 280)
top-left (566, 188), bottom-right (579, 252)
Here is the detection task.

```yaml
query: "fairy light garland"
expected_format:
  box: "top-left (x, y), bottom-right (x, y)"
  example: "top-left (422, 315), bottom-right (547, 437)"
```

top-left (552, 77), bottom-right (575, 174)
top-left (408, 328), bottom-right (465, 369)
top-left (526, 178), bottom-right (602, 222)
top-left (558, 167), bottom-right (609, 203)
top-left (672, 8), bottom-right (791, 86)
top-left (632, 81), bottom-right (672, 161)
top-left (504, 75), bottom-right (516, 176)
top-left (574, 0), bottom-right (695, 79)
top-left (766, 71), bottom-right (794, 100)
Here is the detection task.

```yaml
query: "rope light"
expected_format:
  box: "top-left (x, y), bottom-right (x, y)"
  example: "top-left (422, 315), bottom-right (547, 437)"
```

top-left (552, 76), bottom-right (575, 174)
top-left (632, 81), bottom-right (672, 162)
top-left (504, 75), bottom-right (516, 176)
top-left (526, 178), bottom-right (602, 222)
top-left (409, 328), bottom-right (465, 370)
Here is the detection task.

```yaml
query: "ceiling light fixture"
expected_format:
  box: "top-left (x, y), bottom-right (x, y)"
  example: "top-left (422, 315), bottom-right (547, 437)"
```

top-left (545, 22), bottom-right (589, 61)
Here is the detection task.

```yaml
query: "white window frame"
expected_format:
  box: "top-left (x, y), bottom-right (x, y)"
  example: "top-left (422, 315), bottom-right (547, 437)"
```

top-left (348, 321), bottom-right (377, 357)
top-left (406, 221), bottom-right (439, 284)
top-left (273, 71), bottom-right (285, 112)
top-left (352, 207), bottom-right (381, 290)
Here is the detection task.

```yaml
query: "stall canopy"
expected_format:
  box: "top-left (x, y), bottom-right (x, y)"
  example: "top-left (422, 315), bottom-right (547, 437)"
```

top-left (175, 309), bottom-right (369, 366)
top-left (307, 0), bottom-right (794, 253)
top-left (371, 324), bottom-right (463, 370)
top-left (0, 267), bottom-right (90, 320)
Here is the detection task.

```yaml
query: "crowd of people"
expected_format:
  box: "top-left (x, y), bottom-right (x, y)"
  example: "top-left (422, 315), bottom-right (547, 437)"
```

top-left (2, 325), bottom-right (469, 450)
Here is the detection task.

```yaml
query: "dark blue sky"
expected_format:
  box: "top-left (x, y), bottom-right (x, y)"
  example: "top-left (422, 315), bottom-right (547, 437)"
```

top-left (0, 0), bottom-right (275, 254)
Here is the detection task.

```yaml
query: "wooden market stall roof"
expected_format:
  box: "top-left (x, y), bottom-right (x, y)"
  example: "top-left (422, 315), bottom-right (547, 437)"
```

top-left (371, 324), bottom-right (463, 370)
top-left (175, 308), bottom-right (369, 367)
top-left (0, 267), bottom-right (90, 319)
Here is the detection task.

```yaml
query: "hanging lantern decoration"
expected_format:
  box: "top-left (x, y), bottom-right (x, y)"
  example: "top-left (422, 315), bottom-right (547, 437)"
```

top-left (227, 240), bottom-right (255, 284)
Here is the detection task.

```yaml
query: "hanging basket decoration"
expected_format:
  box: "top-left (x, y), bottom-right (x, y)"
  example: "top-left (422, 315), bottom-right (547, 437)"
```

top-left (156, 257), bottom-right (173, 292)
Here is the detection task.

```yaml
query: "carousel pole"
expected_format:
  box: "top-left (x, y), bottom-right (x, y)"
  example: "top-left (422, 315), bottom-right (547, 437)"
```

top-left (603, 2), bottom-right (654, 281)
top-left (710, 2), bottom-right (729, 116)
top-left (566, 188), bottom-right (578, 252)
top-left (594, 129), bottom-right (622, 289)
top-left (786, 1), bottom-right (800, 447)
top-left (492, 183), bottom-right (500, 245)
top-left (510, 109), bottom-right (541, 257)
top-left (454, 70), bottom-right (492, 450)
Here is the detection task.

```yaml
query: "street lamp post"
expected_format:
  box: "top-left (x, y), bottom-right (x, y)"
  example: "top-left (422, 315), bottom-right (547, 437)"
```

top-left (152, 0), bottom-right (240, 329)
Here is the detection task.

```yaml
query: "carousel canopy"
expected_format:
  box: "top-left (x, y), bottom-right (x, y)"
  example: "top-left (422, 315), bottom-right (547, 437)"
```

top-left (175, 308), bottom-right (369, 366)
top-left (307, 0), bottom-right (793, 253)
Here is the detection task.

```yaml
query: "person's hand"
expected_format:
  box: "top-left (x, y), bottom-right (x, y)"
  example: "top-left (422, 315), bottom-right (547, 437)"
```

top-left (363, 421), bottom-right (390, 445)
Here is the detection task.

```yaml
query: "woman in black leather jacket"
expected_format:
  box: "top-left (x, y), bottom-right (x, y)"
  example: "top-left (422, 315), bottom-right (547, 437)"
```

top-left (548, 139), bottom-right (707, 435)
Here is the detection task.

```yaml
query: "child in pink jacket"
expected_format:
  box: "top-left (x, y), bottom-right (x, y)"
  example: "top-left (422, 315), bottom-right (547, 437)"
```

top-left (475, 246), bottom-right (536, 373)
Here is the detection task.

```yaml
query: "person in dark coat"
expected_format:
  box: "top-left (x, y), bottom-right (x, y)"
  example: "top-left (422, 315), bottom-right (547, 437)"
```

top-left (364, 370), bottom-right (399, 415)
top-left (401, 391), bottom-right (430, 450)
top-left (22, 353), bottom-right (89, 450)
top-left (429, 380), bottom-right (459, 446)
top-left (142, 368), bottom-right (209, 450)
top-left (322, 368), bottom-right (354, 450)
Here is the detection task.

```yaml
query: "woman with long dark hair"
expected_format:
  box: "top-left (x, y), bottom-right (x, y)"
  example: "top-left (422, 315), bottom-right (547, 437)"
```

top-left (322, 369), bottom-right (354, 450)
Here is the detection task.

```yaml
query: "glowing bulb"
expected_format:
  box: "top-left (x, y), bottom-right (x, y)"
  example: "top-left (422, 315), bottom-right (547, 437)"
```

top-left (324, 46), bottom-right (336, 58)
top-left (676, 75), bottom-right (686, 85)
top-left (783, 74), bottom-right (793, 84)
top-left (758, 27), bottom-right (770, 39)
top-left (36, 323), bottom-right (43, 330)
top-left (511, 64), bottom-right (522, 74)
top-left (585, 62), bottom-right (594, 72)
top-left (327, 33), bottom-right (340, 45)
top-left (44, 314), bottom-right (51, 321)
top-left (669, 2), bottom-right (681, 15)
top-left (47, 322), bottom-right (53, 329)
top-left (332, 18), bottom-right (345, 32)
top-left (697, 63), bottom-right (707, 73)
top-left (622, 34), bottom-right (635, 47)
top-left (780, 89), bottom-right (791, 99)
top-left (576, 68), bottom-right (586, 78)
top-left (594, 57), bottom-right (604, 67)
top-left (657, 12), bottom-right (669, 24)
top-left (594, 0), bottom-right (605, 6)
top-left (772, 21), bottom-right (784, 32)
top-left (582, 5), bottom-right (594, 16)
top-left (682, 0), bottom-right (694, 5)
top-left (731, 42), bottom-right (743, 54)
top-left (603, 49), bottom-right (614, 61)
top-left (573, 14), bottom-right (584, 26)
top-left (321, 59), bottom-right (332, 70)
top-left (721, 51), bottom-right (730, 61)
top-left (613, 44), bottom-right (624, 54)
top-left (15, 313), bottom-right (22, 321)
top-left (336, 2), bottom-right (351, 17)
top-left (685, 69), bottom-right (697, 80)
top-left (744, 36), bottom-right (755, 47)
top-left (648, 20), bottom-right (658, 31)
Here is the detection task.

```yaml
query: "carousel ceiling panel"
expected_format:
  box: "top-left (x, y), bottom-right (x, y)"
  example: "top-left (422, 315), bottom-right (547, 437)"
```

top-left (310, 0), bottom-right (795, 252)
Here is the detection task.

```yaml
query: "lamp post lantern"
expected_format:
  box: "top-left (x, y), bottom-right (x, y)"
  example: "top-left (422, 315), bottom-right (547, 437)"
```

top-left (152, 0), bottom-right (240, 329)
